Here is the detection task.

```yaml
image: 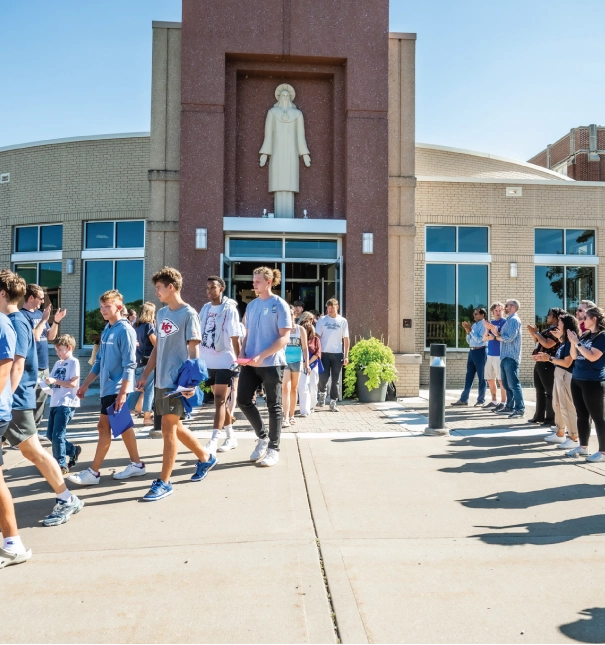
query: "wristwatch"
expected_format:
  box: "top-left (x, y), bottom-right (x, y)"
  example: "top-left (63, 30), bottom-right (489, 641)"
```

top-left (548, 356), bottom-right (553, 363)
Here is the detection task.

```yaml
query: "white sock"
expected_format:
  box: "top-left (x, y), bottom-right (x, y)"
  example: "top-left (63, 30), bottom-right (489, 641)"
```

top-left (224, 424), bottom-right (233, 438)
top-left (133, 462), bottom-right (144, 468)
top-left (88, 467), bottom-right (100, 477)
top-left (57, 488), bottom-right (72, 503)
top-left (3, 535), bottom-right (26, 555)
top-left (211, 429), bottom-right (221, 441)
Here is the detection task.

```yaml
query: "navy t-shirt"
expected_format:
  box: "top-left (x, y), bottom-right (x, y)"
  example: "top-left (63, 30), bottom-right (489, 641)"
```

top-left (555, 341), bottom-right (573, 374)
top-left (8, 311), bottom-right (38, 409)
top-left (487, 318), bottom-right (506, 357)
top-left (20, 308), bottom-right (50, 370)
top-left (572, 332), bottom-right (605, 381)
top-left (134, 322), bottom-right (155, 366)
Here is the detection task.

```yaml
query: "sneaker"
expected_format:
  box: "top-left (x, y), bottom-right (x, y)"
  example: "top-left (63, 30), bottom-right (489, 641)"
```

top-left (205, 438), bottom-right (218, 455)
top-left (184, 412), bottom-right (192, 421)
top-left (113, 462), bottom-right (146, 480)
top-left (67, 468), bottom-right (100, 486)
top-left (250, 438), bottom-right (269, 461)
top-left (450, 400), bottom-right (468, 406)
top-left (423, 427), bottom-right (450, 436)
top-left (282, 418), bottom-right (291, 428)
top-left (586, 452), bottom-right (605, 463)
top-left (566, 445), bottom-right (590, 458)
top-left (558, 438), bottom-right (580, 450)
top-left (492, 403), bottom-right (505, 413)
top-left (43, 495), bottom-right (84, 527)
top-left (149, 429), bottom-right (163, 439)
top-left (0, 547), bottom-right (32, 569)
top-left (259, 448), bottom-right (280, 467)
top-left (191, 454), bottom-right (218, 482)
top-left (508, 411), bottom-right (524, 419)
top-left (329, 400), bottom-right (339, 412)
top-left (474, 401), bottom-right (485, 407)
top-left (317, 394), bottom-right (326, 408)
top-left (483, 401), bottom-right (497, 409)
top-left (495, 407), bottom-right (514, 415)
top-left (68, 445), bottom-right (82, 469)
top-left (142, 479), bottom-right (173, 501)
top-left (61, 466), bottom-right (69, 475)
top-left (217, 436), bottom-right (238, 452)
top-left (544, 433), bottom-right (566, 444)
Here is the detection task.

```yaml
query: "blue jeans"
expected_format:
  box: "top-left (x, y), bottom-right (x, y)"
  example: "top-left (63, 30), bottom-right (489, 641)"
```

top-left (500, 357), bottom-right (524, 412)
top-left (127, 366), bottom-right (155, 413)
top-left (46, 406), bottom-right (76, 468)
top-left (460, 348), bottom-right (487, 403)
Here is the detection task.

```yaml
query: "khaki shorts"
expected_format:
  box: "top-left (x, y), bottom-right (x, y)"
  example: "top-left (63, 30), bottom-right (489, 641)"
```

top-left (155, 388), bottom-right (186, 419)
top-left (485, 355), bottom-right (501, 381)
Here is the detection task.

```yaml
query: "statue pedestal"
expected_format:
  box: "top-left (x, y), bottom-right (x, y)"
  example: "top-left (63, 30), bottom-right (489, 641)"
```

top-left (274, 191), bottom-right (294, 218)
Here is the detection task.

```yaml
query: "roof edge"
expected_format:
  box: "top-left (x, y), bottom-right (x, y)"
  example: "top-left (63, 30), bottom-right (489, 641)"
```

top-left (389, 32), bottom-right (416, 40)
top-left (416, 142), bottom-right (574, 181)
top-left (0, 132), bottom-right (150, 153)
top-left (417, 175), bottom-right (605, 187)
top-left (152, 21), bottom-right (182, 29)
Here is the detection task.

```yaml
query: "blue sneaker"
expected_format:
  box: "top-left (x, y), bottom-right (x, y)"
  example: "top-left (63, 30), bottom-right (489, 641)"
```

top-left (191, 454), bottom-right (217, 482)
top-left (142, 479), bottom-right (173, 502)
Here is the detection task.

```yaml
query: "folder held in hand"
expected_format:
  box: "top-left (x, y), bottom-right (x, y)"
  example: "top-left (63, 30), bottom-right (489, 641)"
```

top-left (106, 400), bottom-right (134, 438)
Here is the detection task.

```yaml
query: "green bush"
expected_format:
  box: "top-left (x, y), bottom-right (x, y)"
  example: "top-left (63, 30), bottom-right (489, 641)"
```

top-left (343, 337), bottom-right (397, 399)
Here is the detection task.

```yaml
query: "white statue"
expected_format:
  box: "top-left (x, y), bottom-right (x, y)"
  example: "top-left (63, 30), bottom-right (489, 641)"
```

top-left (260, 84), bottom-right (311, 218)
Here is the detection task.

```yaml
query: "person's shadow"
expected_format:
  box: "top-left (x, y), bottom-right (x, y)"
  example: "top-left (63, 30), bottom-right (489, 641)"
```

top-left (559, 608), bottom-right (605, 643)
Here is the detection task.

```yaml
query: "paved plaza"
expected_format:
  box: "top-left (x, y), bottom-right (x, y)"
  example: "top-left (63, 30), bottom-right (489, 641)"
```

top-left (2, 389), bottom-right (605, 643)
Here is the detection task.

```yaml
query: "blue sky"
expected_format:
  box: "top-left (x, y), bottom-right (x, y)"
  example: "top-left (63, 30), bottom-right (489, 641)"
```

top-left (2, 1), bottom-right (603, 160)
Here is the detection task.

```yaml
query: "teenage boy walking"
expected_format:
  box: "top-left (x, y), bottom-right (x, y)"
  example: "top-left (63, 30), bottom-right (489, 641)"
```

top-left (0, 300), bottom-right (32, 567)
top-left (199, 276), bottom-right (241, 454)
top-left (136, 267), bottom-right (217, 501)
top-left (0, 270), bottom-right (83, 527)
top-left (69, 290), bottom-right (145, 486)
top-left (237, 266), bottom-right (291, 467)
top-left (316, 298), bottom-right (349, 412)
top-left (483, 302), bottom-right (507, 410)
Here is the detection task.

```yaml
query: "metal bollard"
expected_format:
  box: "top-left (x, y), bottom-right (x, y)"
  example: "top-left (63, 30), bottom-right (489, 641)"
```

top-left (424, 343), bottom-right (449, 436)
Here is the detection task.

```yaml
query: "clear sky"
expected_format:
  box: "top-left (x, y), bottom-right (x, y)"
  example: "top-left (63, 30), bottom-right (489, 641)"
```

top-left (2, 1), bottom-right (603, 161)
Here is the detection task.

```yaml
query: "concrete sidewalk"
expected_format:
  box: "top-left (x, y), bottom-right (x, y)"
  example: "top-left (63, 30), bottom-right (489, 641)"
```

top-left (2, 395), bottom-right (605, 643)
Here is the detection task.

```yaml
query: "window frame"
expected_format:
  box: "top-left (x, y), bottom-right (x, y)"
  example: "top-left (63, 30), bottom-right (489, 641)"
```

top-left (534, 227), bottom-right (597, 260)
top-left (12, 224), bottom-right (63, 259)
top-left (425, 224), bottom-right (491, 256)
top-left (83, 219), bottom-right (146, 253)
top-left (225, 234), bottom-right (341, 262)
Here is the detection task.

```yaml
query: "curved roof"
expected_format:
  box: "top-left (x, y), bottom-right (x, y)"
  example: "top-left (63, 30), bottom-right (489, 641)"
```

top-left (416, 142), bottom-right (574, 181)
top-left (0, 132), bottom-right (150, 153)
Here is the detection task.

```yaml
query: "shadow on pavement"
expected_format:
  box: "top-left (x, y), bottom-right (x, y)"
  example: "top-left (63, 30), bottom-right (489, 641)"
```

top-left (439, 455), bottom-right (565, 475)
top-left (331, 436), bottom-right (406, 443)
top-left (429, 443), bottom-right (545, 461)
top-left (459, 484), bottom-right (605, 509)
top-left (559, 608), bottom-right (605, 643)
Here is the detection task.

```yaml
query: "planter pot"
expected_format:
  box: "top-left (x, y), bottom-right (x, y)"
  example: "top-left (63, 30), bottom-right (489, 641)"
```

top-left (356, 370), bottom-right (388, 403)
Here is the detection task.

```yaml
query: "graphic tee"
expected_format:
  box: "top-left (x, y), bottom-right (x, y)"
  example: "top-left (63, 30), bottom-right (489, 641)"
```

top-left (8, 311), bottom-right (38, 410)
top-left (555, 341), bottom-right (573, 374)
top-left (156, 304), bottom-right (201, 389)
top-left (243, 295), bottom-right (291, 367)
top-left (315, 315), bottom-right (349, 354)
top-left (20, 308), bottom-right (50, 370)
top-left (0, 313), bottom-right (16, 423)
top-left (572, 332), bottom-right (605, 381)
top-left (49, 355), bottom-right (80, 408)
top-left (487, 318), bottom-right (506, 357)
top-left (200, 304), bottom-right (240, 370)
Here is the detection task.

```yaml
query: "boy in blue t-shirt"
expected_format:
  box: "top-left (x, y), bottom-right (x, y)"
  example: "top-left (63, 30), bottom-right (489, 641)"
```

top-left (483, 302), bottom-right (507, 411)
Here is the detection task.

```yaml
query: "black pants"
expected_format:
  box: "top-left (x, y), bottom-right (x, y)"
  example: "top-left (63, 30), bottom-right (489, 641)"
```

top-left (318, 352), bottom-right (344, 401)
top-left (570, 378), bottom-right (605, 451)
top-left (237, 365), bottom-right (284, 451)
top-left (533, 362), bottom-right (555, 423)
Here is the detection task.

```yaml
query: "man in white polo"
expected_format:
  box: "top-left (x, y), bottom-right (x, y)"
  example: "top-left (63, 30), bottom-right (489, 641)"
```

top-left (316, 298), bottom-right (349, 412)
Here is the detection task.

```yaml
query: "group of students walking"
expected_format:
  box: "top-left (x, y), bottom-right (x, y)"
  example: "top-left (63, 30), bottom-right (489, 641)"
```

top-left (452, 298), bottom-right (605, 463)
top-left (0, 265), bottom-right (350, 569)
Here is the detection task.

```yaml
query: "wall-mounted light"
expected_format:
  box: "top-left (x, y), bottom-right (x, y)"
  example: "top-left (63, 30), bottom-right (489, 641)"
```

top-left (510, 262), bottom-right (518, 278)
top-left (195, 228), bottom-right (207, 250)
top-left (362, 232), bottom-right (374, 254)
top-left (66, 259), bottom-right (75, 274)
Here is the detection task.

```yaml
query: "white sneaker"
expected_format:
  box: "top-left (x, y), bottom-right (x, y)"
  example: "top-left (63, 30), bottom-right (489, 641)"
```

top-left (113, 462), bottom-right (146, 480)
top-left (67, 468), bottom-right (100, 486)
top-left (282, 418), bottom-right (291, 428)
top-left (544, 434), bottom-right (566, 444)
top-left (205, 438), bottom-right (219, 455)
top-left (558, 438), bottom-right (579, 450)
top-left (250, 438), bottom-right (269, 461)
top-left (566, 446), bottom-right (590, 458)
top-left (217, 436), bottom-right (238, 452)
top-left (586, 451), bottom-right (605, 463)
top-left (329, 400), bottom-right (339, 412)
top-left (260, 448), bottom-right (280, 467)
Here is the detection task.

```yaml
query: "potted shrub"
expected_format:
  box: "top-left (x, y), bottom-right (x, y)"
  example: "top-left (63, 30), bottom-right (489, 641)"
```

top-left (343, 337), bottom-right (397, 403)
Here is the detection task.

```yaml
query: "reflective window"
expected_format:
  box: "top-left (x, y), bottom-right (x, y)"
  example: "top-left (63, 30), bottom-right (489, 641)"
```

top-left (13, 263), bottom-right (38, 285)
top-left (458, 227), bottom-right (488, 253)
top-left (284, 240), bottom-right (337, 259)
top-left (535, 229), bottom-right (563, 255)
top-left (534, 265), bottom-right (595, 326)
top-left (230, 238), bottom-right (282, 258)
top-left (426, 226), bottom-right (456, 253)
top-left (457, 265), bottom-right (488, 348)
top-left (535, 228), bottom-right (596, 255)
top-left (13, 261), bottom-right (62, 312)
top-left (116, 221), bottom-right (145, 248)
top-left (40, 225), bottom-right (62, 251)
top-left (567, 266), bottom-right (596, 312)
top-left (15, 227), bottom-right (39, 253)
top-left (86, 222), bottom-right (115, 249)
top-left (39, 262), bottom-right (62, 289)
top-left (566, 229), bottom-right (595, 256)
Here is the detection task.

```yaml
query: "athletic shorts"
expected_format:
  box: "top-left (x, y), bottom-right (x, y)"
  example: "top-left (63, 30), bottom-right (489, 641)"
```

top-left (206, 368), bottom-right (237, 387)
top-left (285, 361), bottom-right (302, 373)
top-left (100, 394), bottom-right (118, 416)
top-left (155, 388), bottom-right (186, 419)
top-left (485, 355), bottom-right (501, 381)
top-left (3, 409), bottom-right (37, 447)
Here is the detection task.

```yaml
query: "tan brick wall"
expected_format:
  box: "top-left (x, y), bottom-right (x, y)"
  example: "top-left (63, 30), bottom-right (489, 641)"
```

top-left (394, 355), bottom-right (421, 396)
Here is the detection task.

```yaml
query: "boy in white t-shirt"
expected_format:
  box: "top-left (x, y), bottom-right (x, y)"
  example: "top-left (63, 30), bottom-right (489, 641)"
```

top-left (45, 335), bottom-right (81, 474)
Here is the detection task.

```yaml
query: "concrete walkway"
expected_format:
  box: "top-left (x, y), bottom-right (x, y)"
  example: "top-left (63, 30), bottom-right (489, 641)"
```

top-left (2, 393), bottom-right (605, 643)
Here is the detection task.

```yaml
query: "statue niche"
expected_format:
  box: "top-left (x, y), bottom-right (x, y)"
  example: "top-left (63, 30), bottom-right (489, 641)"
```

top-left (259, 84), bottom-right (311, 218)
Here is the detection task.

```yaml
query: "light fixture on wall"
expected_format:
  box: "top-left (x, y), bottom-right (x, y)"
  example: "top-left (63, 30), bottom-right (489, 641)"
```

top-left (362, 232), bottom-right (374, 254)
top-left (195, 228), bottom-right (208, 250)
top-left (509, 262), bottom-right (518, 278)
top-left (66, 259), bottom-right (75, 274)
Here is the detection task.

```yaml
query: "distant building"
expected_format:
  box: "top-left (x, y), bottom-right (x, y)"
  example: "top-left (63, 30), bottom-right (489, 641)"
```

top-left (528, 125), bottom-right (605, 181)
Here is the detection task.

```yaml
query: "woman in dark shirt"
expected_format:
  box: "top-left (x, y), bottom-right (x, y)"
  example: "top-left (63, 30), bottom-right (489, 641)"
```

top-left (567, 306), bottom-right (605, 462)
top-left (527, 308), bottom-right (565, 425)
top-left (127, 302), bottom-right (157, 426)
top-left (533, 314), bottom-right (579, 449)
